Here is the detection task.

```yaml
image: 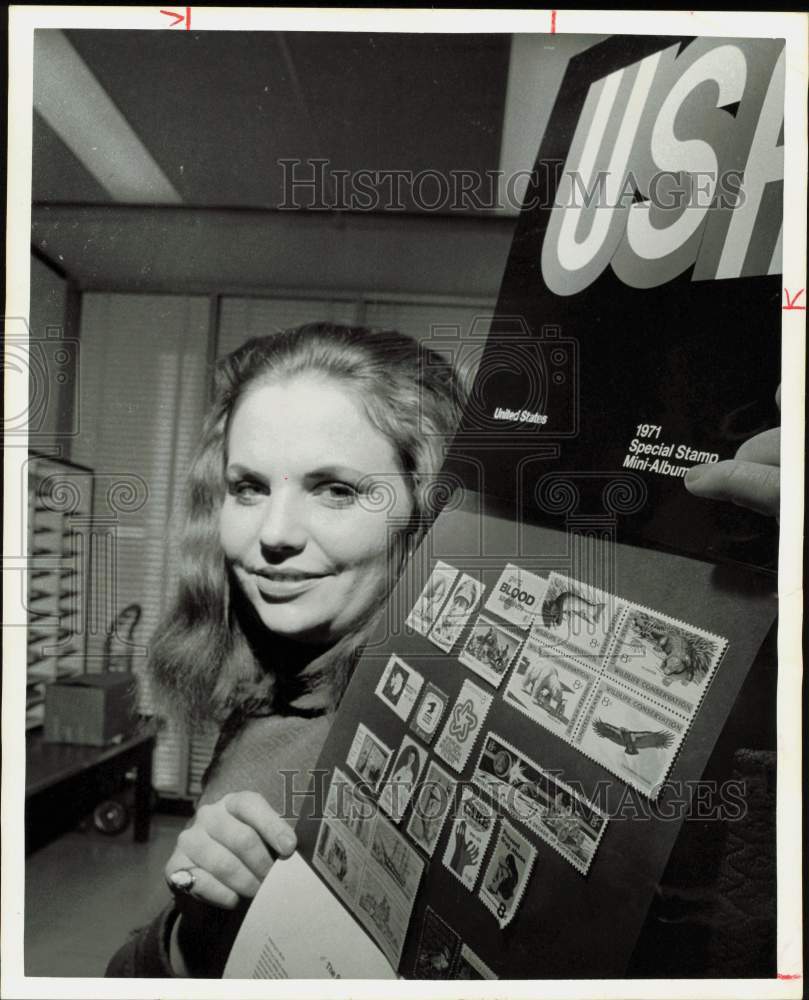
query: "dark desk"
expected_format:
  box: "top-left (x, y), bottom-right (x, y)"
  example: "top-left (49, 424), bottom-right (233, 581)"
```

top-left (25, 722), bottom-right (156, 854)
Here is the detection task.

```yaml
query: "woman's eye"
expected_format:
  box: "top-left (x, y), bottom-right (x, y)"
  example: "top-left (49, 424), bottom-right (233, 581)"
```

top-left (317, 482), bottom-right (358, 506)
top-left (228, 480), bottom-right (266, 503)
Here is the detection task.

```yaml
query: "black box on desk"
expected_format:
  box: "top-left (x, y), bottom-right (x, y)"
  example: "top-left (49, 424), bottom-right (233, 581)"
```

top-left (44, 673), bottom-right (138, 746)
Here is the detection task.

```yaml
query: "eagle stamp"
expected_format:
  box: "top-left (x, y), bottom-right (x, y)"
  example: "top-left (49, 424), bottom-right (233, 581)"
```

top-left (409, 682), bottom-right (449, 744)
top-left (531, 572), bottom-right (625, 660)
top-left (472, 733), bottom-right (608, 875)
top-left (428, 573), bottom-right (485, 652)
top-left (406, 760), bottom-right (456, 857)
top-left (484, 563), bottom-right (549, 629)
top-left (375, 654), bottom-right (424, 722)
top-left (504, 636), bottom-right (598, 741)
top-left (606, 606), bottom-right (727, 717)
top-left (378, 735), bottom-right (429, 823)
top-left (346, 723), bottom-right (392, 794)
top-left (406, 560), bottom-right (458, 637)
top-left (575, 680), bottom-right (687, 799)
top-left (442, 788), bottom-right (496, 891)
top-left (435, 678), bottom-right (493, 773)
top-left (478, 818), bottom-right (536, 929)
top-left (458, 614), bottom-right (524, 688)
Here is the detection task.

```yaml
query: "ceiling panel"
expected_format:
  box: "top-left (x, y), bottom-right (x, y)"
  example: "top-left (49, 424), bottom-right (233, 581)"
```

top-left (32, 112), bottom-right (113, 204)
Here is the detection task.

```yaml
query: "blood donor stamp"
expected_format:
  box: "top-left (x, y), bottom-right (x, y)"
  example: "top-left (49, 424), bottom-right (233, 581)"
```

top-left (409, 682), bottom-right (449, 744)
top-left (454, 943), bottom-right (497, 979)
top-left (478, 818), bottom-right (536, 928)
top-left (378, 735), bottom-right (429, 823)
top-left (406, 760), bottom-right (456, 857)
top-left (503, 637), bottom-right (597, 741)
top-left (458, 614), bottom-right (523, 688)
top-left (406, 560), bottom-right (458, 637)
top-left (346, 723), bottom-right (392, 794)
top-left (442, 788), bottom-right (496, 891)
top-left (428, 573), bottom-right (485, 652)
top-left (473, 733), bottom-right (608, 875)
top-left (484, 563), bottom-right (549, 629)
top-left (435, 678), bottom-right (493, 773)
top-left (412, 907), bottom-right (461, 979)
top-left (531, 572), bottom-right (625, 659)
top-left (375, 653), bottom-right (424, 722)
top-left (575, 679), bottom-right (688, 799)
top-left (312, 819), bottom-right (366, 904)
top-left (606, 606), bottom-right (727, 717)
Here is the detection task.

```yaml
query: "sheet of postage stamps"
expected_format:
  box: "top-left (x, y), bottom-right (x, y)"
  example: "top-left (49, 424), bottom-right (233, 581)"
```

top-left (409, 682), bottom-right (449, 744)
top-left (378, 735), bottom-right (429, 822)
top-left (484, 563), bottom-right (550, 630)
top-left (375, 653), bottom-right (424, 722)
top-left (472, 732), bottom-right (608, 875)
top-left (428, 573), bottom-right (486, 652)
top-left (478, 818), bottom-right (537, 929)
top-left (605, 605), bottom-right (728, 718)
top-left (531, 572), bottom-right (626, 660)
top-left (346, 722), bottom-right (392, 794)
top-left (574, 679), bottom-right (688, 799)
top-left (458, 614), bottom-right (524, 688)
top-left (503, 636), bottom-right (598, 741)
top-left (406, 560), bottom-right (458, 637)
top-left (442, 787), bottom-right (496, 891)
top-left (406, 760), bottom-right (456, 857)
top-left (435, 678), bottom-right (493, 773)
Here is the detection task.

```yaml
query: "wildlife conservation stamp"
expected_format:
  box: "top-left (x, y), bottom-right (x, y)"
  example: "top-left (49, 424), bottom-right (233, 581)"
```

top-left (531, 572), bottom-right (626, 660)
top-left (606, 605), bottom-right (727, 717)
top-left (478, 818), bottom-right (536, 929)
top-left (458, 614), bottom-right (524, 688)
top-left (575, 679), bottom-right (687, 799)
top-left (504, 636), bottom-right (597, 741)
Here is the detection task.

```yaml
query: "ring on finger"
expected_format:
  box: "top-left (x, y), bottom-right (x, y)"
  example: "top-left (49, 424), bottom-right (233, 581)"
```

top-left (166, 867), bottom-right (198, 895)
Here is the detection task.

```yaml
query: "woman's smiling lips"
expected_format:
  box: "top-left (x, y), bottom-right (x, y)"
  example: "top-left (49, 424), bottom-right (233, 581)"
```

top-left (248, 569), bottom-right (331, 601)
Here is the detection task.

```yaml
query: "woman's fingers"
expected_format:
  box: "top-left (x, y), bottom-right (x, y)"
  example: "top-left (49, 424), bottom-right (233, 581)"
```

top-left (177, 824), bottom-right (263, 899)
top-left (684, 458), bottom-right (780, 517)
top-left (734, 426), bottom-right (780, 466)
top-left (165, 848), bottom-right (241, 910)
top-left (196, 800), bottom-right (276, 881)
top-left (221, 791), bottom-right (297, 859)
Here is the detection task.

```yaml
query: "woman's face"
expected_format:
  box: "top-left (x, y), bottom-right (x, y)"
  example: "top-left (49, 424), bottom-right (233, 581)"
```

top-left (220, 375), bottom-right (414, 644)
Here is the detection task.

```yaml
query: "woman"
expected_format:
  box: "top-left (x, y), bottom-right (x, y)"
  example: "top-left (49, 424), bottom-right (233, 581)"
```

top-left (107, 322), bottom-right (466, 977)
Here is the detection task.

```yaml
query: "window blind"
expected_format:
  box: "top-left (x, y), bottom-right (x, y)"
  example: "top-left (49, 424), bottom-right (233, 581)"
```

top-left (217, 296), bottom-right (359, 358)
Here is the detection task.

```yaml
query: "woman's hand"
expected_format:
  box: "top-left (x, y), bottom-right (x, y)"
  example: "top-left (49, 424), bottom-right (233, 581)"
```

top-left (684, 386), bottom-right (781, 518)
top-left (165, 790), bottom-right (297, 910)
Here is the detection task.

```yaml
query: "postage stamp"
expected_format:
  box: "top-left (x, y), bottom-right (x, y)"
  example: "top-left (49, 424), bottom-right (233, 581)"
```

top-left (428, 573), bottom-right (486, 652)
top-left (406, 560), bottom-right (459, 637)
top-left (441, 787), bottom-right (496, 891)
top-left (484, 563), bottom-right (550, 630)
top-left (406, 760), bottom-right (456, 857)
top-left (503, 637), bottom-right (598, 742)
top-left (478, 818), bottom-right (537, 929)
top-left (531, 572), bottom-right (626, 660)
top-left (370, 812), bottom-right (425, 903)
top-left (346, 723), bottom-right (392, 794)
top-left (356, 866), bottom-right (412, 968)
top-left (375, 653), bottom-right (424, 722)
top-left (325, 767), bottom-right (378, 849)
top-left (378, 735), bottom-right (429, 823)
top-left (412, 906), bottom-right (460, 979)
top-left (454, 943), bottom-right (498, 979)
top-left (605, 606), bottom-right (727, 717)
top-left (458, 614), bottom-right (524, 688)
top-left (575, 680), bottom-right (687, 799)
top-left (312, 818), bottom-right (366, 904)
top-left (409, 682), bottom-right (449, 744)
top-left (473, 733), bottom-right (608, 875)
top-left (435, 678), bottom-right (494, 773)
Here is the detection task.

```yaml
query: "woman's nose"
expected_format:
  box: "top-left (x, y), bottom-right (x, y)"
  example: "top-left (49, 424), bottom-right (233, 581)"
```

top-left (257, 489), bottom-right (307, 558)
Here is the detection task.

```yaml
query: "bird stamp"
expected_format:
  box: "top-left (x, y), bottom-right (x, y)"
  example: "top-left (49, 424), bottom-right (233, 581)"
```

top-left (442, 787), bottom-right (496, 891)
top-left (478, 818), bottom-right (537, 928)
top-left (605, 606), bottom-right (727, 718)
top-left (574, 680), bottom-right (687, 799)
top-left (428, 573), bottom-right (486, 652)
top-left (472, 732), bottom-right (608, 875)
top-left (406, 560), bottom-right (458, 637)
